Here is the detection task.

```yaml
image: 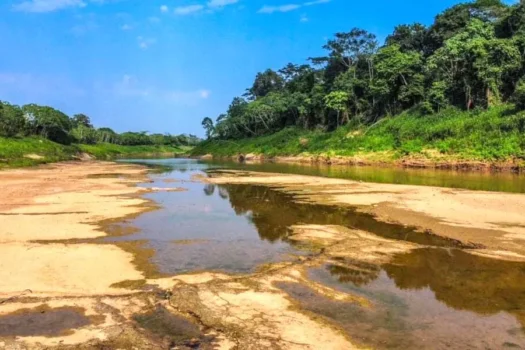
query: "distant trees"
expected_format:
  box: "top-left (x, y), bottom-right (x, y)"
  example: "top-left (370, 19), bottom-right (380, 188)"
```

top-left (0, 101), bottom-right (201, 147)
top-left (202, 0), bottom-right (525, 140)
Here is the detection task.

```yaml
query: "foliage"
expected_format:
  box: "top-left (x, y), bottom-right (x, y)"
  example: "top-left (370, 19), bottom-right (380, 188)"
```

top-left (0, 102), bottom-right (26, 137)
top-left (0, 101), bottom-right (201, 148)
top-left (201, 0), bottom-right (525, 143)
top-left (193, 105), bottom-right (525, 161)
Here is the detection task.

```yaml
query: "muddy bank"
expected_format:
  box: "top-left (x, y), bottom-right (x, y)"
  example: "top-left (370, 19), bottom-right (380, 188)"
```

top-left (200, 153), bottom-right (525, 173)
top-left (3, 160), bottom-right (525, 349)
top-left (200, 170), bottom-right (525, 261)
top-left (0, 162), bottom-right (192, 349)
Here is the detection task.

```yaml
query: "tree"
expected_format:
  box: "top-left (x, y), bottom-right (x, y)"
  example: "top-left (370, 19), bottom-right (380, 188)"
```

top-left (427, 19), bottom-right (521, 109)
top-left (0, 102), bottom-right (25, 137)
top-left (248, 69), bottom-right (284, 99)
top-left (71, 114), bottom-right (93, 129)
top-left (201, 117), bottom-right (215, 139)
top-left (386, 24), bottom-right (428, 54)
top-left (324, 91), bottom-right (350, 126)
top-left (323, 29), bottom-right (378, 72)
top-left (22, 104), bottom-right (72, 144)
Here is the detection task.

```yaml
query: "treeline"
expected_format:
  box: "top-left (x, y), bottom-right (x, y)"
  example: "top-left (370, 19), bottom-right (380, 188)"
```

top-left (202, 0), bottom-right (525, 140)
top-left (0, 101), bottom-right (200, 146)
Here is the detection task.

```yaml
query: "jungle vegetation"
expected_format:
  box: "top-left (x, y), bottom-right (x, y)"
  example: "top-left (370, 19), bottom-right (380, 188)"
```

top-left (197, 0), bottom-right (525, 161)
top-left (0, 101), bottom-right (200, 147)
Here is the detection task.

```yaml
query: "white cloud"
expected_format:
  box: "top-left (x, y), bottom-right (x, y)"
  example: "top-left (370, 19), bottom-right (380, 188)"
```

top-left (258, 0), bottom-right (330, 14)
top-left (148, 16), bottom-right (161, 23)
top-left (199, 89), bottom-right (211, 99)
top-left (304, 0), bottom-right (330, 5)
top-left (137, 36), bottom-right (156, 49)
top-left (13, 0), bottom-right (86, 13)
top-left (174, 4), bottom-right (204, 15)
top-left (258, 4), bottom-right (300, 14)
top-left (120, 23), bottom-right (132, 30)
top-left (160, 4), bottom-right (168, 13)
top-left (300, 14), bottom-right (308, 22)
top-left (207, 0), bottom-right (238, 8)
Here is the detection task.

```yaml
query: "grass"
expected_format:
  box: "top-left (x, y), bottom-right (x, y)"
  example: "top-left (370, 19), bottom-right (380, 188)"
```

top-left (192, 104), bottom-right (525, 163)
top-left (0, 137), bottom-right (192, 169)
top-left (0, 137), bottom-right (79, 168)
top-left (78, 143), bottom-right (189, 160)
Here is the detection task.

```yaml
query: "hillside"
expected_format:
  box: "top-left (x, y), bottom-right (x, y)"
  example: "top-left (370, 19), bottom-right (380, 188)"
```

top-left (193, 105), bottom-right (525, 169)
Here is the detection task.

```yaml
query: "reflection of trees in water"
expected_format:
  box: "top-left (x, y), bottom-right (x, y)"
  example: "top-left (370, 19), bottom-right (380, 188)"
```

top-left (203, 184), bottom-right (216, 196)
top-left (327, 260), bottom-right (381, 286)
top-left (213, 184), bottom-right (457, 247)
top-left (218, 187), bottom-right (229, 199)
top-left (384, 248), bottom-right (525, 327)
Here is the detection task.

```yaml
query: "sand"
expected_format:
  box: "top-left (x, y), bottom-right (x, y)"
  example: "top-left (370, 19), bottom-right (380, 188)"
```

top-left (204, 170), bottom-right (525, 260)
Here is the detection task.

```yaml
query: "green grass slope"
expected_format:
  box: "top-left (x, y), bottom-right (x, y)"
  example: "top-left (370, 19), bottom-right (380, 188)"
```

top-left (192, 105), bottom-right (525, 163)
top-left (0, 137), bottom-right (190, 169)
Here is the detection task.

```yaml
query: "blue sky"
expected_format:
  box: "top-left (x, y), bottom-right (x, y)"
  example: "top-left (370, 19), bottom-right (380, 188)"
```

top-left (0, 0), bottom-right (496, 136)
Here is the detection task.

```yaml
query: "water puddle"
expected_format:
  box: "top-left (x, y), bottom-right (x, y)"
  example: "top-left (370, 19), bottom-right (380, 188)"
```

top-left (282, 248), bottom-right (525, 349)
top-left (0, 306), bottom-right (90, 337)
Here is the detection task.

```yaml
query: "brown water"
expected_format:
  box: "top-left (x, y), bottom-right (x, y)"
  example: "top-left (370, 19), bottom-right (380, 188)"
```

top-left (110, 159), bottom-right (462, 275)
top-left (116, 158), bottom-right (525, 349)
top-left (293, 248), bottom-right (525, 349)
top-left (0, 306), bottom-right (91, 337)
top-left (203, 159), bottom-right (525, 193)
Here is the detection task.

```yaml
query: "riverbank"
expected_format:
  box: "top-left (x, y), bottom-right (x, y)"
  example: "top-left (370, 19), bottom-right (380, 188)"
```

top-left (0, 137), bottom-right (189, 169)
top-left (192, 105), bottom-right (525, 172)
top-left (2, 161), bottom-right (525, 349)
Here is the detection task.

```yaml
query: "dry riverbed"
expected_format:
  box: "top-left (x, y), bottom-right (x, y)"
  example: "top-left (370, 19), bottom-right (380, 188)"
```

top-left (1, 162), bottom-right (525, 349)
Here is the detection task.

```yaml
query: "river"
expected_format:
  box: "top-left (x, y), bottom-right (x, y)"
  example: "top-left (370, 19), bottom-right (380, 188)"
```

top-left (112, 158), bottom-right (525, 349)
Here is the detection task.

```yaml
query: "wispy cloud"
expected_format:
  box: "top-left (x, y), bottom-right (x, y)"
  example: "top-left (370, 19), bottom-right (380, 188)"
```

top-left (120, 23), bottom-right (132, 30)
top-left (207, 0), bottom-right (238, 8)
top-left (114, 75), bottom-right (210, 105)
top-left (258, 4), bottom-right (300, 14)
top-left (173, 0), bottom-right (239, 15)
top-left (137, 36), bottom-right (156, 49)
top-left (174, 4), bottom-right (204, 15)
top-left (13, 0), bottom-right (86, 13)
top-left (258, 0), bottom-right (330, 14)
top-left (12, 0), bottom-right (119, 13)
top-left (160, 4), bottom-right (168, 13)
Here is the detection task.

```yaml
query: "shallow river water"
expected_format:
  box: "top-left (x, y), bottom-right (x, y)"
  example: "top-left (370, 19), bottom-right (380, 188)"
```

top-left (115, 158), bottom-right (525, 349)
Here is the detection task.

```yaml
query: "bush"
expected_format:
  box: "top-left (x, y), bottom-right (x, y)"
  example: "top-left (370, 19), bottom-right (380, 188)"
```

top-left (0, 102), bottom-right (26, 137)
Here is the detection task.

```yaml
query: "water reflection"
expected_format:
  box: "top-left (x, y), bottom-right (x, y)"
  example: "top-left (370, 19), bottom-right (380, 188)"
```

top-left (217, 184), bottom-right (462, 247)
top-left (204, 160), bottom-right (525, 193)
top-left (384, 248), bottom-right (525, 326)
top-left (301, 248), bottom-right (525, 349)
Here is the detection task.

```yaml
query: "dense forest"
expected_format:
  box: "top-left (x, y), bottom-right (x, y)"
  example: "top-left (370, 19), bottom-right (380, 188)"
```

top-left (200, 0), bottom-right (525, 152)
top-left (0, 101), bottom-right (200, 147)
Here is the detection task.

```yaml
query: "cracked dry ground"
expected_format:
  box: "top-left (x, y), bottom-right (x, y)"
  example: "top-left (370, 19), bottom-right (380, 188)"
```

top-left (1, 163), bottom-right (525, 349)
